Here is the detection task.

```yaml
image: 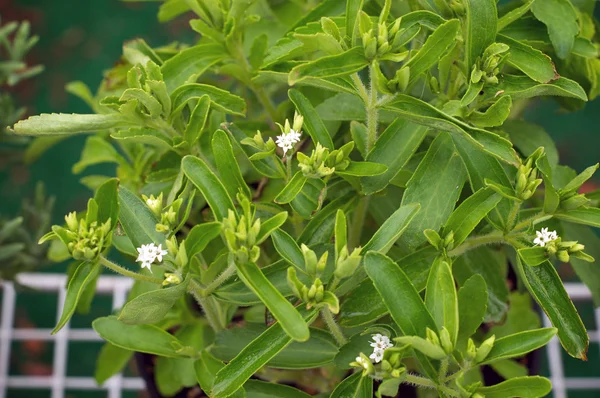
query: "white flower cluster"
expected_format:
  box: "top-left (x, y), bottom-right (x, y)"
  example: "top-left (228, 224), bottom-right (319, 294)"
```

top-left (369, 333), bottom-right (393, 363)
top-left (275, 129), bottom-right (301, 155)
top-left (533, 227), bottom-right (558, 247)
top-left (136, 243), bottom-right (168, 270)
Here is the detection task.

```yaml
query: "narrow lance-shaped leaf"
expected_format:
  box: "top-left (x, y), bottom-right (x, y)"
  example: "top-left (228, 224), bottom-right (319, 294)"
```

top-left (245, 380), bottom-right (312, 398)
top-left (235, 261), bottom-right (309, 342)
top-left (184, 94), bottom-right (210, 147)
top-left (469, 96), bottom-right (512, 128)
top-left (171, 83), bottom-right (246, 116)
top-left (475, 376), bottom-right (552, 398)
top-left (118, 186), bottom-right (166, 247)
top-left (497, 35), bottom-right (557, 83)
top-left (161, 43), bottom-right (224, 92)
top-left (95, 178), bottom-right (119, 230)
top-left (289, 89), bottom-right (334, 150)
top-left (212, 129), bottom-right (251, 199)
top-left (271, 229), bottom-right (305, 271)
top-left (185, 222), bottom-right (222, 258)
top-left (330, 371), bottom-right (373, 398)
top-left (425, 257), bottom-right (459, 344)
top-left (256, 212), bottom-right (288, 245)
top-left (53, 261), bottom-right (101, 334)
top-left (289, 47), bottom-right (368, 85)
top-left (11, 113), bottom-right (131, 136)
top-left (480, 328), bottom-right (557, 364)
top-left (464, 0), bottom-right (497, 73)
top-left (182, 155), bottom-right (236, 221)
top-left (364, 252), bottom-right (438, 378)
top-left (275, 171), bottom-right (308, 204)
top-left (516, 256), bottom-right (589, 359)
top-left (457, 275), bottom-right (488, 350)
top-left (362, 203), bottom-right (420, 254)
top-left (212, 309), bottom-right (317, 398)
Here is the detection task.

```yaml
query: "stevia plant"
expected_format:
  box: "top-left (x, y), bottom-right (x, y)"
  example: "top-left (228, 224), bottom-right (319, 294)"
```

top-left (7, 0), bottom-right (600, 396)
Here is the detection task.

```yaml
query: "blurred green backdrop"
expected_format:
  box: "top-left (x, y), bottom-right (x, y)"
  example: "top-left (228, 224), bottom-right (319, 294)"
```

top-left (0, 1), bottom-right (598, 397)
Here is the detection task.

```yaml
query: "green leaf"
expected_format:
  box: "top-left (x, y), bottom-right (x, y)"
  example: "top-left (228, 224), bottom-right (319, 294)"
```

top-left (11, 113), bottom-right (130, 136)
top-left (274, 171), bottom-right (308, 204)
top-left (212, 309), bottom-right (317, 398)
top-left (256, 212), bottom-right (288, 245)
top-left (381, 95), bottom-right (519, 166)
top-left (182, 155), bottom-right (236, 221)
top-left (497, 35), bottom-right (557, 83)
top-left (364, 252), bottom-right (438, 378)
top-left (289, 47), bottom-right (368, 85)
top-left (335, 209), bottom-right (347, 261)
top-left (185, 222), bottom-right (222, 258)
top-left (497, 0), bottom-right (535, 31)
top-left (481, 328), bottom-right (557, 364)
top-left (235, 262), bottom-right (309, 342)
top-left (118, 278), bottom-right (189, 325)
top-left (288, 89), bottom-right (334, 150)
top-left (194, 351), bottom-right (234, 396)
top-left (184, 94), bottom-right (210, 147)
top-left (72, 136), bottom-right (123, 174)
top-left (443, 188), bottom-right (502, 247)
top-left (298, 192), bottom-right (357, 246)
top-left (453, 247), bottom-right (508, 322)
top-left (464, 0), bottom-right (497, 73)
top-left (504, 120), bottom-right (559, 168)
top-left (469, 96), bottom-right (512, 128)
top-left (488, 292), bottom-right (540, 339)
top-left (95, 178), bottom-right (119, 230)
top-left (518, 246), bottom-right (549, 267)
top-left (516, 257), bottom-right (588, 359)
top-left (110, 128), bottom-right (172, 151)
top-left (336, 161), bottom-right (387, 177)
top-left (334, 332), bottom-right (372, 370)
top-left (272, 229), bottom-right (305, 271)
top-left (457, 275), bottom-right (488, 350)
top-left (555, 207), bottom-right (600, 228)
top-left (399, 133), bottom-right (466, 249)
top-left (245, 379), bottom-right (311, 398)
top-left (213, 325), bottom-right (337, 369)
top-left (483, 75), bottom-right (587, 103)
top-left (362, 120), bottom-right (427, 194)
top-left (403, 19), bottom-right (460, 85)
top-left (562, 163), bottom-right (599, 193)
top-left (53, 261), bottom-right (101, 334)
top-left (118, 186), bottom-right (165, 247)
top-left (171, 83), bottom-right (246, 116)
top-left (425, 258), bottom-right (459, 344)
top-left (290, 178), bottom-right (326, 219)
top-left (330, 371), bottom-right (373, 398)
top-left (161, 43), bottom-right (224, 92)
top-left (346, 0), bottom-right (363, 45)
top-left (363, 203), bottom-right (420, 254)
top-left (212, 129), bottom-right (251, 199)
top-left (531, 0), bottom-right (578, 59)
top-left (94, 343), bottom-right (133, 385)
top-left (92, 316), bottom-right (190, 358)
top-left (476, 376), bottom-right (552, 398)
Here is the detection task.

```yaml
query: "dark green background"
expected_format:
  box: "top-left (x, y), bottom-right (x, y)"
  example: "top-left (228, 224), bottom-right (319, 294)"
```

top-left (1, 1), bottom-right (599, 397)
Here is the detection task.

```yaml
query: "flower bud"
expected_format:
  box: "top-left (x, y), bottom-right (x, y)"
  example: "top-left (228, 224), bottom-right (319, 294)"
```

top-left (163, 273), bottom-right (181, 286)
top-left (301, 244), bottom-right (318, 276)
top-left (316, 251), bottom-right (328, 276)
top-left (557, 250), bottom-right (570, 263)
top-left (292, 111), bottom-right (304, 133)
top-left (439, 327), bottom-right (454, 355)
top-left (466, 338), bottom-right (477, 361)
top-left (65, 212), bottom-right (79, 232)
top-left (570, 243), bottom-right (585, 253)
top-left (426, 327), bottom-right (441, 347)
top-left (334, 247), bottom-right (362, 279)
top-left (443, 231), bottom-right (455, 251)
top-left (142, 193), bottom-right (163, 217)
top-left (389, 18), bottom-right (401, 37)
top-left (475, 335), bottom-right (495, 363)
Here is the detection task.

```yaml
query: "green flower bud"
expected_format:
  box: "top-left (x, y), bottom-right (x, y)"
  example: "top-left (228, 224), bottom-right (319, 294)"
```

top-left (248, 219), bottom-right (260, 246)
top-left (390, 367), bottom-right (406, 379)
top-left (65, 212), bottom-right (79, 232)
top-left (423, 229), bottom-right (442, 249)
top-left (426, 327), bottom-right (441, 347)
top-left (466, 338), bottom-right (477, 361)
top-left (287, 267), bottom-right (306, 299)
top-left (316, 251), bottom-right (328, 276)
top-left (334, 246), bottom-right (362, 279)
top-left (142, 193), bottom-right (163, 217)
top-left (351, 353), bottom-right (374, 375)
top-left (292, 111), bottom-right (304, 133)
top-left (471, 67), bottom-right (483, 84)
top-left (377, 23), bottom-right (388, 47)
top-left (389, 18), bottom-right (401, 37)
top-left (569, 243), bottom-right (585, 253)
top-left (475, 335), bottom-right (495, 363)
top-left (439, 327), bottom-right (454, 355)
top-left (163, 273), bottom-right (182, 286)
top-left (301, 244), bottom-right (318, 276)
top-left (307, 283), bottom-right (317, 300)
top-left (443, 231), bottom-right (455, 251)
top-left (557, 250), bottom-right (570, 263)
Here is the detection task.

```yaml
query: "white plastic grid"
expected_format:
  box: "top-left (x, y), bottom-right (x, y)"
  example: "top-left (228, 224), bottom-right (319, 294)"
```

top-left (0, 275), bottom-right (598, 398)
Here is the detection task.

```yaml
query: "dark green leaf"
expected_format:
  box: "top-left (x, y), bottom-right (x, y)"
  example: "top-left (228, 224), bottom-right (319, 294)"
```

top-left (555, 207), bottom-right (600, 228)
top-left (516, 257), bottom-right (588, 359)
top-left (476, 376), bottom-right (552, 398)
top-left (289, 89), bottom-right (334, 149)
top-left (92, 316), bottom-right (190, 358)
top-left (274, 172), bottom-right (308, 204)
top-left (245, 380), bottom-right (311, 398)
top-left (95, 178), bottom-right (119, 230)
top-left (330, 371), bottom-right (373, 398)
top-left (399, 133), bottom-right (465, 249)
top-left (483, 75), bottom-right (587, 103)
top-left (363, 203), bottom-right (420, 254)
top-left (481, 328), bottom-right (557, 364)
top-left (336, 161), bottom-right (387, 177)
top-left (425, 258), bottom-right (458, 343)
top-left (185, 222), bottom-right (222, 258)
top-left (94, 343), bottom-right (133, 385)
top-left (118, 278), bottom-right (189, 324)
top-left (457, 275), bottom-right (488, 350)
top-left (289, 47), bottom-right (368, 85)
top-left (290, 178), bottom-right (326, 219)
top-left (531, 0), bottom-right (578, 59)
top-left (212, 129), bottom-right (251, 199)
top-left (504, 120), bottom-right (559, 168)
top-left (298, 192), bottom-right (357, 246)
top-left (184, 94), bottom-right (210, 147)
top-left (497, 35), bottom-right (557, 83)
top-left (497, 0), bottom-right (535, 31)
top-left (161, 43), bottom-right (224, 91)
top-left (272, 229), bottom-right (305, 271)
top-left (464, 0), bottom-right (497, 73)
top-left (256, 212), bottom-right (288, 245)
top-left (118, 186), bottom-right (166, 247)
top-left (518, 246), bottom-right (549, 267)
top-left (182, 155), bottom-right (236, 221)
top-left (235, 262), bottom-right (309, 342)
top-left (171, 83), bottom-right (246, 116)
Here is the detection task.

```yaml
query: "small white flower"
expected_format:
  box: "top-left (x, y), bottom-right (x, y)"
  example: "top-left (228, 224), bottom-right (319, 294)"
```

top-left (136, 243), bottom-right (167, 270)
top-left (275, 129), bottom-right (302, 155)
top-left (355, 356), bottom-right (370, 370)
top-left (146, 197), bottom-right (161, 209)
top-left (533, 227), bottom-right (558, 247)
top-left (368, 333), bottom-right (393, 363)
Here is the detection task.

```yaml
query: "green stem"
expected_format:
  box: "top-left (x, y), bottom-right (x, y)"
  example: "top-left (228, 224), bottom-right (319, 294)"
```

top-left (99, 256), bottom-right (163, 284)
top-left (351, 73), bottom-right (369, 103)
top-left (285, 154), bottom-right (293, 182)
top-left (404, 374), bottom-right (437, 389)
top-left (448, 231), bottom-right (505, 257)
top-left (190, 280), bottom-right (225, 332)
top-left (439, 358), bottom-right (449, 382)
top-left (506, 201), bottom-right (521, 232)
top-left (348, 196), bottom-right (370, 249)
top-left (512, 211), bottom-right (548, 232)
top-left (203, 263), bottom-right (237, 296)
top-left (321, 308), bottom-right (347, 346)
top-left (366, 64), bottom-right (379, 153)
top-left (252, 84), bottom-right (278, 125)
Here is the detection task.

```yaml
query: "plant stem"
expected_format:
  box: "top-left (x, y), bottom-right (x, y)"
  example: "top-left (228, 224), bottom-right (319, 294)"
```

top-left (404, 374), bottom-right (437, 389)
top-left (506, 201), bottom-right (521, 232)
top-left (321, 308), bottom-right (347, 346)
top-left (99, 256), bottom-right (163, 284)
top-left (439, 358), bottom-right (449, 382)
top-left (448, 231), bottom-right (505, 257)
top-left (366, 64), bottom-right (379, 153)
top-left (251, 84), bottom-right (278, 125)
top-left (189, 280), bottom-right (225, 332)
top-left (351, 73), bottom-right (369, 102)
top-left (285, 154), bottom-right (293, 182)
top-left (203, 263), bottom-right (237, 296)
top-left (348, 196), bottom-right (370, 249)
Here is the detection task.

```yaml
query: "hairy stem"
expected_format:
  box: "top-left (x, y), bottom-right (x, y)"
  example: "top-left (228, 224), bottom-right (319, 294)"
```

top-left (190, 280), bottom-right (226, 332)
top-left (403, 374), bottom-right (437, 389)
top-left (203, 263), bottom-right (237, 296)
top-left (348, 196), bottom-right (370, 249)
top-left (366, 64), bottom-right (379, 153)
top-left (321, 308), bottom-right (347, 346)
top-left (99, 256), bottom-right (163, 284)
top-left (448, 231), bottom-right (506, 257)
